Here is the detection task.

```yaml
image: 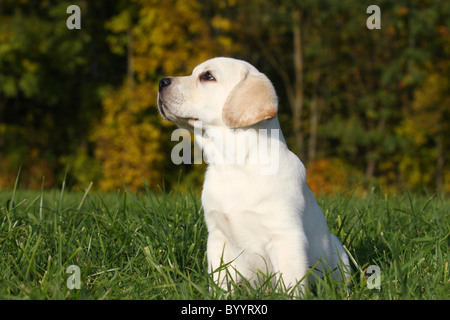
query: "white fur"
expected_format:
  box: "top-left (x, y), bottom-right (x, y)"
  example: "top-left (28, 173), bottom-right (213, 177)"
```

top-left (158, 57), bottom-right (351, 292)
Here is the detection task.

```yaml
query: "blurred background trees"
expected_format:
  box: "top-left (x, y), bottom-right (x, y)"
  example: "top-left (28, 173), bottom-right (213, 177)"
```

top-left (0, 0), bottom-right (448, 194)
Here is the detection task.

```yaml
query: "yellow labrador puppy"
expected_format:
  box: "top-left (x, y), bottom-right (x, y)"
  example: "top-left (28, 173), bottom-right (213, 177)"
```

top-left (157, 57), bottom-right (350, 293)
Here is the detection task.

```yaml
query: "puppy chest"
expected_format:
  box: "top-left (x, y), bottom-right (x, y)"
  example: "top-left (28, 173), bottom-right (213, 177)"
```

top-left (202, 168), bottom-right (272, 210)
top-left (205, 207), bottom-right (271, 251)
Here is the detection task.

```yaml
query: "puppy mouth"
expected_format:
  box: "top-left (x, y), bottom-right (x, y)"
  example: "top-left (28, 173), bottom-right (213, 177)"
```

top-left (177, 116), bottom-right (200, 125)
top-left (157, 97), bottom-right (169, 120)
top-left (157, 97), bottom-right (199, 123)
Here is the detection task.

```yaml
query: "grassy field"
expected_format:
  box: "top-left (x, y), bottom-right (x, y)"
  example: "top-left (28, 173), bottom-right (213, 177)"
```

top-left (0, 181), bottom-right (448, 300)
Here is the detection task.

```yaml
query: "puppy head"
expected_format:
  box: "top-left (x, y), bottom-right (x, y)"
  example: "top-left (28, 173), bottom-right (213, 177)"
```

top-left (157, 57), bottom-right (278, 130)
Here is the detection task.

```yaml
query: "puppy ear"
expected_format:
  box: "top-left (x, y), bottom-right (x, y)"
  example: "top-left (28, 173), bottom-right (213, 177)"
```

top-left (222, 71), bottom-right (278, 128)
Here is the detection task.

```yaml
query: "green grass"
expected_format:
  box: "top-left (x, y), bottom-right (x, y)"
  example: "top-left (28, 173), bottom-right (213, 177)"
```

top-left (0, 182), bottom-right (448, 300)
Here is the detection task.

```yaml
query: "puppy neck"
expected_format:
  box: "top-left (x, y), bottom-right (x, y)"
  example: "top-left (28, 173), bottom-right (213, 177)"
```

top-left (193, 117), bottom-right (286, 174)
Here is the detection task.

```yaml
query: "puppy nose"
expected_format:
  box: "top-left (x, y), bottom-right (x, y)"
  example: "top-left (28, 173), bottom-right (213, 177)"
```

top-left (159, 77), bottom-right (172, 90)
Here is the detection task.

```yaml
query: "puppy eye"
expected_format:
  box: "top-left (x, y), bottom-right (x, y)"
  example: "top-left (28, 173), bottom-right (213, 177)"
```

top-left (200, 71), bottom-right (215, 82)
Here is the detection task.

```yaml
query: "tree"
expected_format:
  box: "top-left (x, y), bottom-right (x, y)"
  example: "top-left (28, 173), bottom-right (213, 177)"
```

top-left (0, 1), bottom-right (90, 188)
top-left (399, 45), bottom-right (450, 191)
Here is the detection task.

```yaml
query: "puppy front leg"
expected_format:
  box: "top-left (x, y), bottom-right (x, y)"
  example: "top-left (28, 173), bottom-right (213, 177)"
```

top-left (270, 234), bottom-right (309, 294)
top-left (207, 229), bottom-right (240, 291)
